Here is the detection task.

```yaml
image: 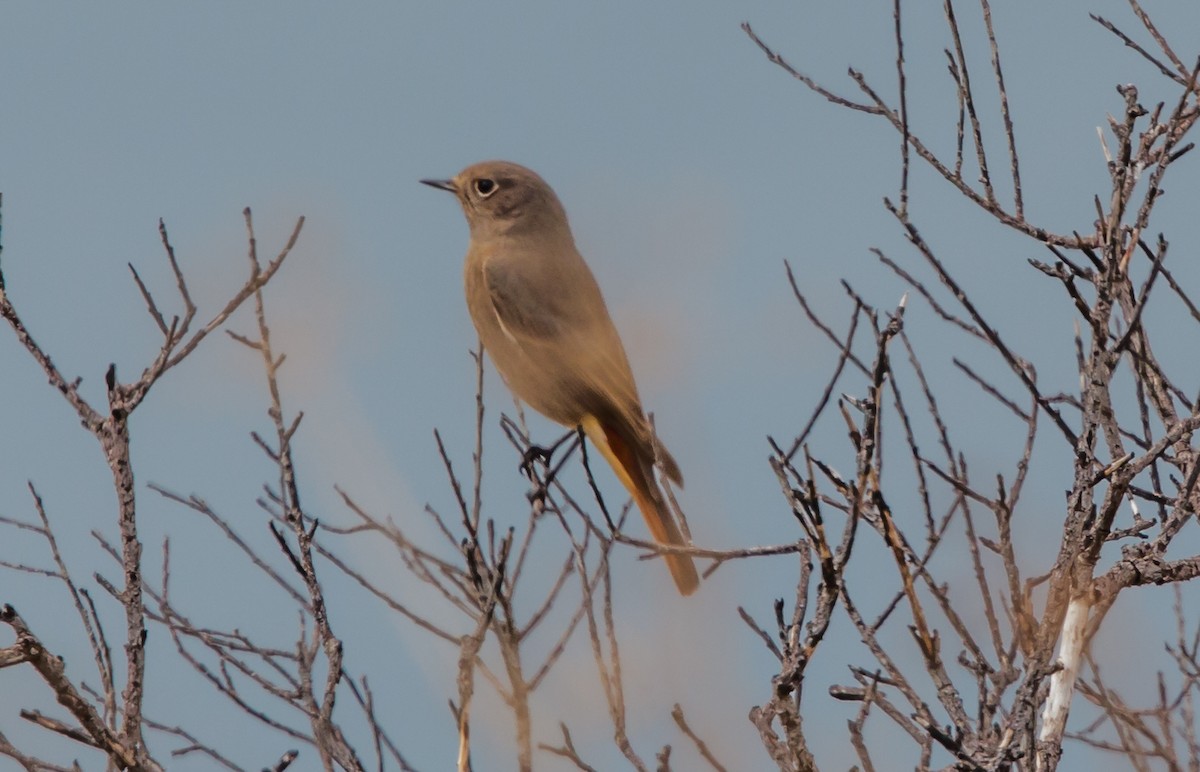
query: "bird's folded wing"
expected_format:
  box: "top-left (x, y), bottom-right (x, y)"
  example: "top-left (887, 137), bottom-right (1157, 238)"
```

top-left (483, 257), bottom-right (570, 343)
top-left (484, 255), bottom-right (683, 484)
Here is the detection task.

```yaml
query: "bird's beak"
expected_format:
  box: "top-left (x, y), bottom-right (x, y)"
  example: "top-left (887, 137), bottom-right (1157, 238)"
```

top-left (420, 178), bottom-right (457, 193)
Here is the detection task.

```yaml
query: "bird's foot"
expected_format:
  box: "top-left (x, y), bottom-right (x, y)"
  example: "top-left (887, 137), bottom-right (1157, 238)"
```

top-left (519, 444), bottom-right (554, 480)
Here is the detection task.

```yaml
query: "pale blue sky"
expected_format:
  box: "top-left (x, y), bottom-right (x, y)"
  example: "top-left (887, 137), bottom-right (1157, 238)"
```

top-left (2, 2), bottom-right (1200, 770)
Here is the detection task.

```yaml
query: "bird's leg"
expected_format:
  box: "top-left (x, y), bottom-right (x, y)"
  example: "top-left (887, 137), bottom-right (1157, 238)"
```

top-left (575, 427), bottom-right (618, 534)
top-left (522, 428), bottom-right (579, 511)
top-left (519, 445), bottom-right (553, 479)
top-left (518, 428), bottom-right (577, 479)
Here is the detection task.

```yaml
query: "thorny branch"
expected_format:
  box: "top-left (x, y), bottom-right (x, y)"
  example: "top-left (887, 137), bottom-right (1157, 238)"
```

top-left (742, 2), bottom-right (1200, 770)
top-left (1, 208), bottom-right (303, 770)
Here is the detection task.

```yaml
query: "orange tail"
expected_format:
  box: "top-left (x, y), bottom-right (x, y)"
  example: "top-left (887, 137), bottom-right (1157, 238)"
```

top-left (581, 415), bottom-right (700, 596)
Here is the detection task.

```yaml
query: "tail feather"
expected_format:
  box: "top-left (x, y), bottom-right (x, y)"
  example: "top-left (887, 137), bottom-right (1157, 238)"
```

top-left (580, 415), bottom-right (700, 596)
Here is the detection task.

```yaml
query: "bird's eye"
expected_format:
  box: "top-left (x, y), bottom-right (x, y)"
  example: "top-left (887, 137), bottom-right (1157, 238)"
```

top-left (474, 178), bottom-right (497, 197)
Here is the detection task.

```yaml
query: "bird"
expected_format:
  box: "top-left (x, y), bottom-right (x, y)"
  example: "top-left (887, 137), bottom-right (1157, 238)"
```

top-left (421, 160), bottom-right (700, 595)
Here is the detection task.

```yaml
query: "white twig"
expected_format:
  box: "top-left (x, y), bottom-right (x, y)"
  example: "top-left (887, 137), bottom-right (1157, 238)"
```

top-left (1038, 593), bottom-right (1091, 769)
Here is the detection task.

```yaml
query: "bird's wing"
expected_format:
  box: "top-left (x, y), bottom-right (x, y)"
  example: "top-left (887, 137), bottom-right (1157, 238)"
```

top-left (481, 256), bottom-right (569, 345)
top-left (482, 253), bottom-right (683, 484)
